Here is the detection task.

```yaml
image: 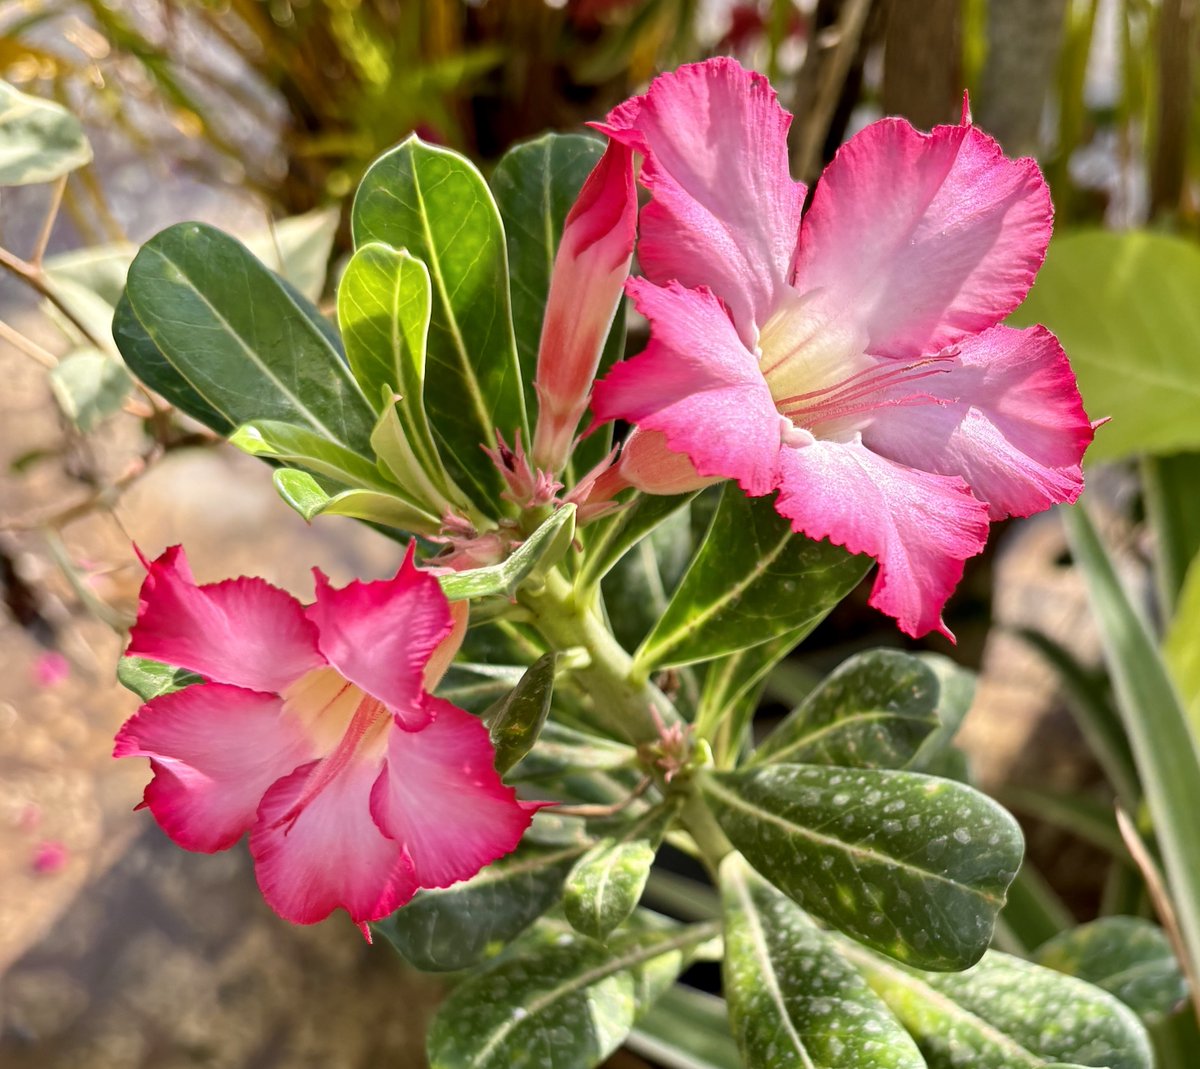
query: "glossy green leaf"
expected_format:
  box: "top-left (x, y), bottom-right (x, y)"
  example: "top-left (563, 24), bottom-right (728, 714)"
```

top-left (352, 136), bottom-right (527, 507)
top-left (1011, 230), bottom-right (1200, 460)
top-left (564, 802), bottom-right (677, 940)
top-left (272, 468), bottom-right (439, 533)
top-left (754, 649), bottom-right (942, 770)
top-left (720, 855), bottom-right (923, 1069)
top-left (1064, 505), bottom-right (1200, 1001)
top-left (635, 486), bottom-right (870, 672)
top-left (48, 348), bottom-right (132, 431)
top-left (699, 764), bottom-right (1023, 970)
top-left (438, 504), bottom-right (576, 602)
top-left (0, 80), bottom-right (92, 185)
top-left (375, 835), bottom-right (589, 972)
top-left (1035, 917), bottom-right (1188, 1022)
top-left (230, 420), bottom-right (394, 491)
top-left (484, 653), bottom-right (557, 775)
top-left (117, 656), bottom-right (203, 701)
top-left (845, 941), bottom-right (1154, 1069)
top-left (627, 986), bottom-right (740, 1069)
top-left (426, 916), bottom-right (716, 1069)
top-left (121, 222), bottom-right (376, 453)
top-left (577, 491), bottom-right (698, 595)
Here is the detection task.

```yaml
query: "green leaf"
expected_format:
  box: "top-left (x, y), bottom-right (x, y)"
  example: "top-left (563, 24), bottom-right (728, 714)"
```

top-left (0, 80), bottom-right (92, 185)
top-left (907, 653), bottom-right (976, 771)
top-left (230, 420), bottom-right (394, 491)
top-left (720, 855), bottom-right (923, 1069)
top-left (753, 649), bottom-right (942, 770)
top-left (272, 468), bottom-right (439, 533)
top-left (439, 663), bottom-right (526, 714)
top-left (1011, 230), bottom-right (1200, 460)
top-left (242, 206), bottom-right (339, 303)
top-left (117, 656), bottom-right (203, 701)
top-left (845, 942), bottom-right (1155, 1069)
top-left (635, 486), bottom-right (870, 672)
top-left (121, 222), bottom-right (376, 453)
top-left (1164, 550), bottom-right (1200, 736)
top-left (1142, 453), bottom-right (1200, 616)
top-left (1063, 504), bottom-right (1200, 1000)
top-left (577, 491), bottom-right (699, 596)
top-left (508, 721), bottom-right (638, 785)
top-left (1035, 917), bottom-right (1188, 1022)
top-left (48, 348), bottom-right (132, 431)
top-left (352, 136), bottom-right (527, 507)
top-left (438, 504), bottom-right (576, 602)
top-left (375, 834), bottom-right (589, 972)
top-left (699, 764), bottom-right (1023, 970)
top-left (564, 802), bottom-right (677, 940)
top-left (627, 986), bottom-right (740, 1069)
top-left (484, 652), bottom-right (557, 775)
top-left (426, 916), bottom-right (716, 1069)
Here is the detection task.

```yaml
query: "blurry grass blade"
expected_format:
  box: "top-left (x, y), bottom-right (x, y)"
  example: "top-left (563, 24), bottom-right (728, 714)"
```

top-left (999, 861), bottom-right (1075, 954)
top-left (997, 784), bottom-right (1127, 856)
top-left (627, 985), bottom-right (740, 1069)
top-left (1164, 551), bottom-right (1200, 737)
top-left (1142, 454), bottom-right (1200, 616)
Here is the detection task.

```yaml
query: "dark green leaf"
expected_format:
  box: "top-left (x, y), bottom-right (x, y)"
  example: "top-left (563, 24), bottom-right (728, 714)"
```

top-left (754, 649), bottom-right (942, 770)
top-left (699, 764), bottom-right (1023, 970)
top-left (117, 656), bottom-right (203, 701)
top-left (721, 855), bottom-right (923, 1069)
top-left (627, 986), bottom-right (740, 1069)
top-left (508, 721), bottom-right (637, 785)
top-left (578, 491), bottom-right (699, 595)
top-left (907, 653), bottom-right (976, 771)
top-left (439, 663), bottom-right (526, 714)
top-left (635, 486), bottom-right (870, 671)
top-left (846, 941), bottom-right (1154, 1069)
top-left (48, 349), bottom-right (132, 431)
top-left (352, 136), bottom-right (527, 507)
top-left (426, 915), bottom-right (716, 1069)
top-left (0, 79), bottom-right (92, 185)
top-left (121, 223), bottom-right (376, 453)
top-left (564, 802), bottom-right (677, 940)
top-left (1035, 917), bottom-right (1188, 1022)
top-left (484, 652), bottom-right (557, 775)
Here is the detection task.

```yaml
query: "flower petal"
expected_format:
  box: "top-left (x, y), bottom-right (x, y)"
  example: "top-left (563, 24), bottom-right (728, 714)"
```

top-left (793, 118), bottom-right (1051, 358)
top-left (371, 699), bottom-right (537, 890)
top-left (591, 278), bottom-right (782, 496)
top-left (864, 325), bottom-right (1093, 520)
top-left (114, 683), bottom-right (316, 852)
top-left (250, 756), bottom-right (417, 925)
top-left (127, 545), bottom-right (323, 693)
top-left (774, 437), bottom-right (990, 638)
top-left (597, 57), bottom-right (805, 344)
top-left (616, 428), bottom-right (720, 495)
top-left (306, 546), bottom-right (453, 729)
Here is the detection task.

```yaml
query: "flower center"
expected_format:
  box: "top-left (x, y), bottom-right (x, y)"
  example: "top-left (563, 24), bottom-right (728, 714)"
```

top-left (757, 290), bottom-right (952, 441)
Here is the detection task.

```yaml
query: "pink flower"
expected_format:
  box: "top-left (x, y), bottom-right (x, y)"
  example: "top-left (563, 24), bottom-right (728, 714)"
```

top-left (32, 651), bottom-right (70, 688)
top-left (532, 140), bottom-right (637, 473)
top-left (32, 840), bottom-right (68, 875)
top-left (114, 546), bottom-right (538, 932)
top-left (591, 59), bottom-right (1093, 638)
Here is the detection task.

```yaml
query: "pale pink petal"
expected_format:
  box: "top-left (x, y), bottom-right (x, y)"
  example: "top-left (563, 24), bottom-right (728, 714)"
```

top-left (591, 279), bottom-right (782, 496)
top-left (597, 57), bottom-right (805, 343)
top-left (793, 118), bottom-right (1051, 358)
top-left (127, 545), bottom-right (322, 693)
top-left (423, 599), bottom-right (468, 692)
top-left (371, 699), bottom-right (537, 890)
top-left (533, 140), bottom-right (637, 472)
top-left (774, 438), bottom-right (990, 638)
top-left (114, 683), bottom-right (317, 852)
top-left (306, 546), bottom-right (451, 729)
top-left (250, 756), bottom-right (417, 925)
top-left (864, 326), bottom-right (1093, 520)
top-left (616, 429), bottom-right (720, 495)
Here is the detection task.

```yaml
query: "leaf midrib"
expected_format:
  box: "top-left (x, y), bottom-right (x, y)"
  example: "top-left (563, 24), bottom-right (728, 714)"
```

top-left (760, 708), bottom-right (938, 765)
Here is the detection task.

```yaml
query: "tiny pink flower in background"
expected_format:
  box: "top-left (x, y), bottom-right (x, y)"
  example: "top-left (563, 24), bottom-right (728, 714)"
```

top-left (32, 651), bottom-right (70, 688)
top-left (31, 840), bottom-right (68, 875)
top-left (532, 140), bottom-right (638, 473)
top-left (591, 58), bottom-right (1093, 638)
top-left (114, 546), bottom-right (538, 934)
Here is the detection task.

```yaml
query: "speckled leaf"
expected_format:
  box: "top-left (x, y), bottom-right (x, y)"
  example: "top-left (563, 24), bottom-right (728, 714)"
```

top-left (117, 656), bottom-right (202, 701)
top-left (484, 653), bottom-right (557, 775)
top-left (1034, 916), bottom-right (1188, 1021)
top-left (374, 834), bottom-right (589, 972)
top-left (720, 855), bottom-right (923, 1069)
top-left (845, 941), bottom-right (1154, 1069)
top-left (699, 765), bottom-right (1023, 970)
top-left (564, 802), bottom-right (678, 940)
top-left (0, 79), bottom-right (91, 185)
top-left (427, 916), bottom-right (715, 1069)
top-left (634, 486), bottom-right (870, 672)
top-left (907, 653), bottom-right (976, 772)
top-left (352, 137), bottom-right (527, 507)
top-left (121, 223), bottom-right (376, 453)
top-left (754, 649), bottom-right (942, 769)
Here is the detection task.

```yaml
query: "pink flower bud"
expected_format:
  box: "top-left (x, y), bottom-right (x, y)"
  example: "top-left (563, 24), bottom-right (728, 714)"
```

top-left (532, 141), bottom-right (636, 473)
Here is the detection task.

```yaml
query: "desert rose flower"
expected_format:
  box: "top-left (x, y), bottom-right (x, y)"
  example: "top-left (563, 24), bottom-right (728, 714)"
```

top-left (532, 140), bottom-right (637, 473)
top-left (114, 546), bottom-right (537, 933)
top-left (591, 59), bottom-right (1093, 638)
